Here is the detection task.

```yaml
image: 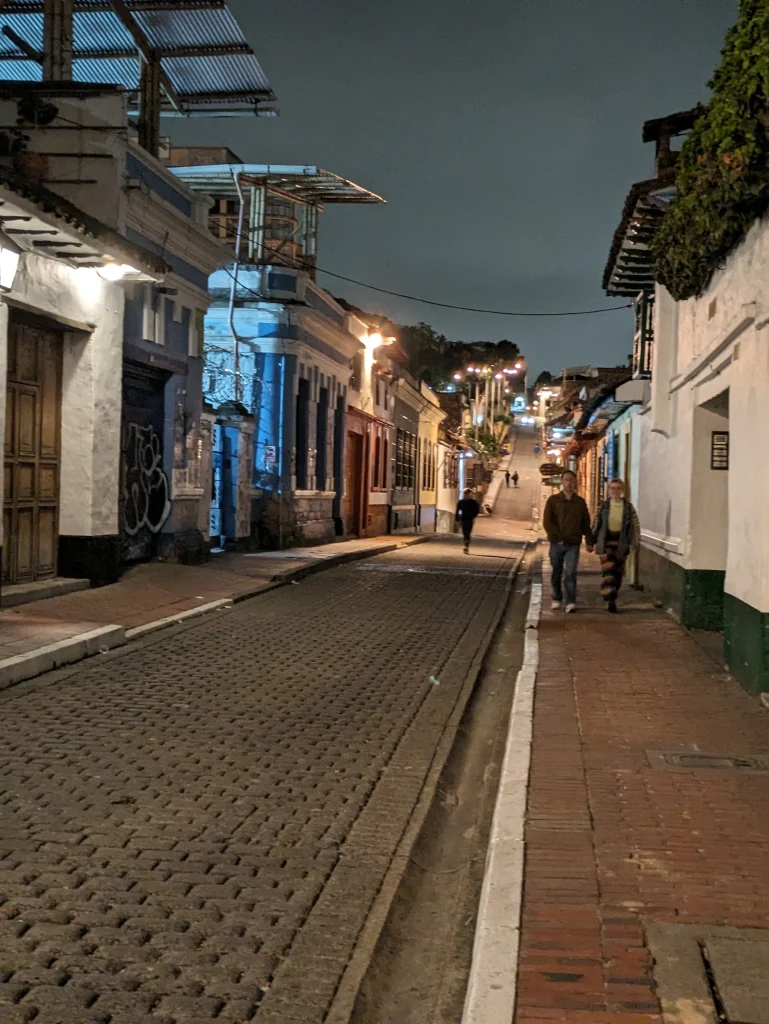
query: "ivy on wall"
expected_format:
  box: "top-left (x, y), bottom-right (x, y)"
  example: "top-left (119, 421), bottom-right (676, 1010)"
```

top-left (653, 0), bottom-right (769, 301)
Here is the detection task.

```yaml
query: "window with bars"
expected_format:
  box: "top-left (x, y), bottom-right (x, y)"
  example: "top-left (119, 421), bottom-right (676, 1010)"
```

top-left (396, 428), bottom-right (415, 490)
top-left (373, 433), bottom-right (382, 489)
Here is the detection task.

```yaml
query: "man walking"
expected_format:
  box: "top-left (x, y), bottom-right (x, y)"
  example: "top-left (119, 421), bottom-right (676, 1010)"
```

top-left (456, 487), bottom-right (480, 554)
top-left (512, 470), bottom-right (519, 487)
top-left (505, 470), bottom-right (511, 488)
top-left (543, 470), bottom-right (594, 613)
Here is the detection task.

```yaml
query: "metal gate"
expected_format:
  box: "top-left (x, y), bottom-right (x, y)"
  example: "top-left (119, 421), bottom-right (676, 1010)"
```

top-left (2, 318), bottom-right (62, 586)
top-left (120, 364), bottom-right (171, 564)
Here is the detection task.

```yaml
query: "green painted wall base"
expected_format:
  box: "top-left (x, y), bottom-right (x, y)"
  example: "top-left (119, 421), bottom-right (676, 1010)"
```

top-left (638, 546), bottom-right (725, 630)
top-left (724, 592), bottom-right (769, 695)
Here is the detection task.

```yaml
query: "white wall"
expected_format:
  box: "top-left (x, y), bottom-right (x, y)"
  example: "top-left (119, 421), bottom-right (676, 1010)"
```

top-left (640, 214), bottom-right (769, 608)
top-left (688, 401), bottom-right (729, 573)
top-left (724, 323), bottom-right (769, 611)
top-left (1, 257), bottom-right (124, 543)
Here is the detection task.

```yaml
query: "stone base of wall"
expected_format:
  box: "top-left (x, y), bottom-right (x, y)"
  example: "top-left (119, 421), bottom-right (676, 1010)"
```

top-left (639, 545), bottom-right (725, 630)
top-left (294, 495), bottom-right (335, 546)
top-left (436, 509), bottom-right (456, 534)
top-left (58, 534), bottom-right (120, 587)
top-left (367, 504), bottom-right (388, 537)
top-left (391, 506), bottom-right (417, 533)
top-left (724, 592), bottom-right (769, 696)
top-left (419, 504), bottom-right (437, 533)
top-left (158, 528), bottom-right (208, 565)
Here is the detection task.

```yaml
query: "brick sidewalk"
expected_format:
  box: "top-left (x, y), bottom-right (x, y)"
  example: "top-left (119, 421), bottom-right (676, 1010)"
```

top-left (0, 535), bottom-right (421, 660)
top-left (517, 557), bottom-right (769, 1022)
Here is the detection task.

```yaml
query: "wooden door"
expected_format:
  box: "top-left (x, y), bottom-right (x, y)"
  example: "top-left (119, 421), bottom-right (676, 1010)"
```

top-left (3, 319), bottom-right (62, 586)
top-left (345, 432), bottom-right (363, 536)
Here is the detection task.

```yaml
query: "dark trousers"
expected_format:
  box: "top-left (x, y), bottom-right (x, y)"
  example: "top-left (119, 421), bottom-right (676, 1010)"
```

top-left (599, 531), bottom-right (625, 602)
top-left (461, 519), bottom-right (474, 546)
top-left (550, 542), bottom-right (580, 604)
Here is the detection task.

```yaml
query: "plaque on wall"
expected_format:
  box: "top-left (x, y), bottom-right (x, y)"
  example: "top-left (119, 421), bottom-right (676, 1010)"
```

top-left (711, 431), bottom-right (729, 470)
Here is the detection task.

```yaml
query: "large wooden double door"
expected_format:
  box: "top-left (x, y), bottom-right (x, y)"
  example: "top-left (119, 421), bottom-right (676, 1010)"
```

top-left (2, 318), bottom-right (62, 587)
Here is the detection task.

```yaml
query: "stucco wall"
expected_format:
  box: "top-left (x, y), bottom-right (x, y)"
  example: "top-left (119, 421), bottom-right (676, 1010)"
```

top-left (640, 215), bottom-right (769, 613)
top-left (0, 259), bottom-right (123, 544)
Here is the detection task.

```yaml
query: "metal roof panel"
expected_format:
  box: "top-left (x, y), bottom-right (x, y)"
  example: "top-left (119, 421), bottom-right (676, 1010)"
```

top-left (0, 1), bottom-right (275, 112)
top-left (171, 164), bottom-right (386, 205)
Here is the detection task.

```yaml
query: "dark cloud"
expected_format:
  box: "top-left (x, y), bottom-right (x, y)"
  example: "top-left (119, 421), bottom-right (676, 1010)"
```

top-left (170, 0), bottom-right (736, 374)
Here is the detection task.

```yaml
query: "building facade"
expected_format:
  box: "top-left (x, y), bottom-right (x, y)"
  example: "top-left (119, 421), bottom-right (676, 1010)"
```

top-left (344, 314), bottom-right (396, 538)
top-left (417, 383), bottom-right (445, 532)
top-left (391, 374), bottom-right (422, 534)
top-left (603, 106), bottom-right (769, 695)
top-left (168, 157), bottom-right (384, 548)
top-left (0, 167), bottom-right (165, 599)
top-left (0, 1), bottom-right (276, 588)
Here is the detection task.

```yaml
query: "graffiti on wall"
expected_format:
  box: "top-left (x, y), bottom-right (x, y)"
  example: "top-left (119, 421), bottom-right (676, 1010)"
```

top-left (122, 423), bottom-right (172, 537)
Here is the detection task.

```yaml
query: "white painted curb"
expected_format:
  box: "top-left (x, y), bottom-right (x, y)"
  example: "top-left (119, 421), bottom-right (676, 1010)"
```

top-left (0, 625), bottom-right (126, 691)
top-left (461, 578), bottom-right (541, 1024)
top-left (124, 598), bottom-right (233, 640)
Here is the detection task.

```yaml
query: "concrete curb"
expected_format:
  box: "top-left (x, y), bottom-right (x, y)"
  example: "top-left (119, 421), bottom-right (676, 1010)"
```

top-left (124, 599), bottom-right (234, 640)
top-left (325, 543), bottom-right (529, 1024)
top-left (0, 625), bottom-right (126, 691)
top-left (461, 563), bottom-right (542, 1024)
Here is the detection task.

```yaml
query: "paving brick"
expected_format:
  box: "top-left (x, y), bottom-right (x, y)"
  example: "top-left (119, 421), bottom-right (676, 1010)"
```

top-left (0, 538), bottom-right (518, 1022)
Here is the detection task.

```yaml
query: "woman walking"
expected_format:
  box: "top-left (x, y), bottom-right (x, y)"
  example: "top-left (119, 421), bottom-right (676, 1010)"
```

top-left (591, 478), bottom-right (640, 613)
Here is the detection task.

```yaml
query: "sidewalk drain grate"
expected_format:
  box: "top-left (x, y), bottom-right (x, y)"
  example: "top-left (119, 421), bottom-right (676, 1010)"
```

top-left (646, 750), bottom-right (769, 773)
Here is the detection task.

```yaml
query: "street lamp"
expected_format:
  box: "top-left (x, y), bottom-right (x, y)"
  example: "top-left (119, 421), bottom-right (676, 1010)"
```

top-left (0, 230), bottom-right (21, 292)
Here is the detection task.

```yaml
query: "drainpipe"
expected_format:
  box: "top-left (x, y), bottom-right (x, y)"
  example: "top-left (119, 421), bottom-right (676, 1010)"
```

top-left (278, 347), bottom-right (286, 550)
top-left (228, 170), bottom-right (247, 405)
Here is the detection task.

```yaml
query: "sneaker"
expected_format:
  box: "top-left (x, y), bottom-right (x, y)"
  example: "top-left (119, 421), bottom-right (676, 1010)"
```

top-left (463, 545), bottom-right (469, 554)
top-left (564, 603), bottom-right (576, 614)
top-left (607, 600), bottom-right (618, 614)
top-left (550, 600), bottom-right (561, 610)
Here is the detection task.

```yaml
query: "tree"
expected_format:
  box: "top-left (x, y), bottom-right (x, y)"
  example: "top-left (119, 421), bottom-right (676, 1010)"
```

top-left (653, 0), bottom-right (769, 299)
top-left (397, 323), bottom-right (522, 390)
top-left (397, 322), bottom-right (454, 388)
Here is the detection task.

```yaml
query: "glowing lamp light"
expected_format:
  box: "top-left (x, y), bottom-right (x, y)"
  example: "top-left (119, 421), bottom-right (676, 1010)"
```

top-left (0, 230), bottom-right (21, 292)
top-left (0, 247), bottom-right (20, 292)
top-left (467, 366), bottom-right (474, 373)
top-left (495, 372), bottom-right (503, 379)
top-left (98, 261), bottom-right (138, 282)
top-left (453, 373), bottom-right (461, 380)
top-left (515, 362), bottom-right (522, 369)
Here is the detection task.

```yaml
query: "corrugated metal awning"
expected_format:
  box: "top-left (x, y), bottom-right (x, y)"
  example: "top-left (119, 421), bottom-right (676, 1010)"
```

top-left (171, 164), bottom-right (386, 205)
top-left (0, 0), bottom-right (275, 115)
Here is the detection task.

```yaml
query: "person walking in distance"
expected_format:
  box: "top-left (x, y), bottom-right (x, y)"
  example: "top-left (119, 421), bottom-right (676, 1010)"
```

top-left (512, 470), bottom-right (519, 487)
top-left (543, 470), bottom-right (594, 613)
top-left (591, 478), bottom-right (641, 613)
top-left (456, 487), bottom-right (480, 554)
top-left (505, 469), bottom-right (511, 488)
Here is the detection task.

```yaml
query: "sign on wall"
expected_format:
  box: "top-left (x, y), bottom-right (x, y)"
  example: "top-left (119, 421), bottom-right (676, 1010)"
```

top-left (711, 431), bottom-right (729, 470)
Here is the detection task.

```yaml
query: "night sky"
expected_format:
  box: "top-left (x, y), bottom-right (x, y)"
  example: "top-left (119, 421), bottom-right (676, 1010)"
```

top-left (170, 0), bottom-right (737, 375)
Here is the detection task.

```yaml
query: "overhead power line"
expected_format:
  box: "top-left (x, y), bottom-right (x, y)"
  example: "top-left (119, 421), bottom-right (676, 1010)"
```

top-left (313, 265), bottom-right (633, 317)
top-left (225, 236), bottom-right (633, 318)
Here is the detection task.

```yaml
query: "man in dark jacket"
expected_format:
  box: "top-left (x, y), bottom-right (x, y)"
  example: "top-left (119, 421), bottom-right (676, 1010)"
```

top-left (456, 487), bottom-right (480, 554)
top-left (542, 470), bottom-right (595, 612)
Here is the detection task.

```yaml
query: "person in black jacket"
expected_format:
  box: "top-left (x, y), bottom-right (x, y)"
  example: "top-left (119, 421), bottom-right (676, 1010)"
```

top-left (543, 470), bottom-right (595, 612)
top-left (456, 487), bottom-right (480, 554)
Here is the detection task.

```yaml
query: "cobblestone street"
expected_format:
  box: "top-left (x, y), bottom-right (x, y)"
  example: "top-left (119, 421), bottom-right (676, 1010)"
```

top-left (0, 534), bottom-right (522, 1024)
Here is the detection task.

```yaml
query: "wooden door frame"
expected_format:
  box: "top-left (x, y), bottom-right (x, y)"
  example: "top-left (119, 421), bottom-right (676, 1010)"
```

top-left (3, 312), bottom-right (63, 587)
